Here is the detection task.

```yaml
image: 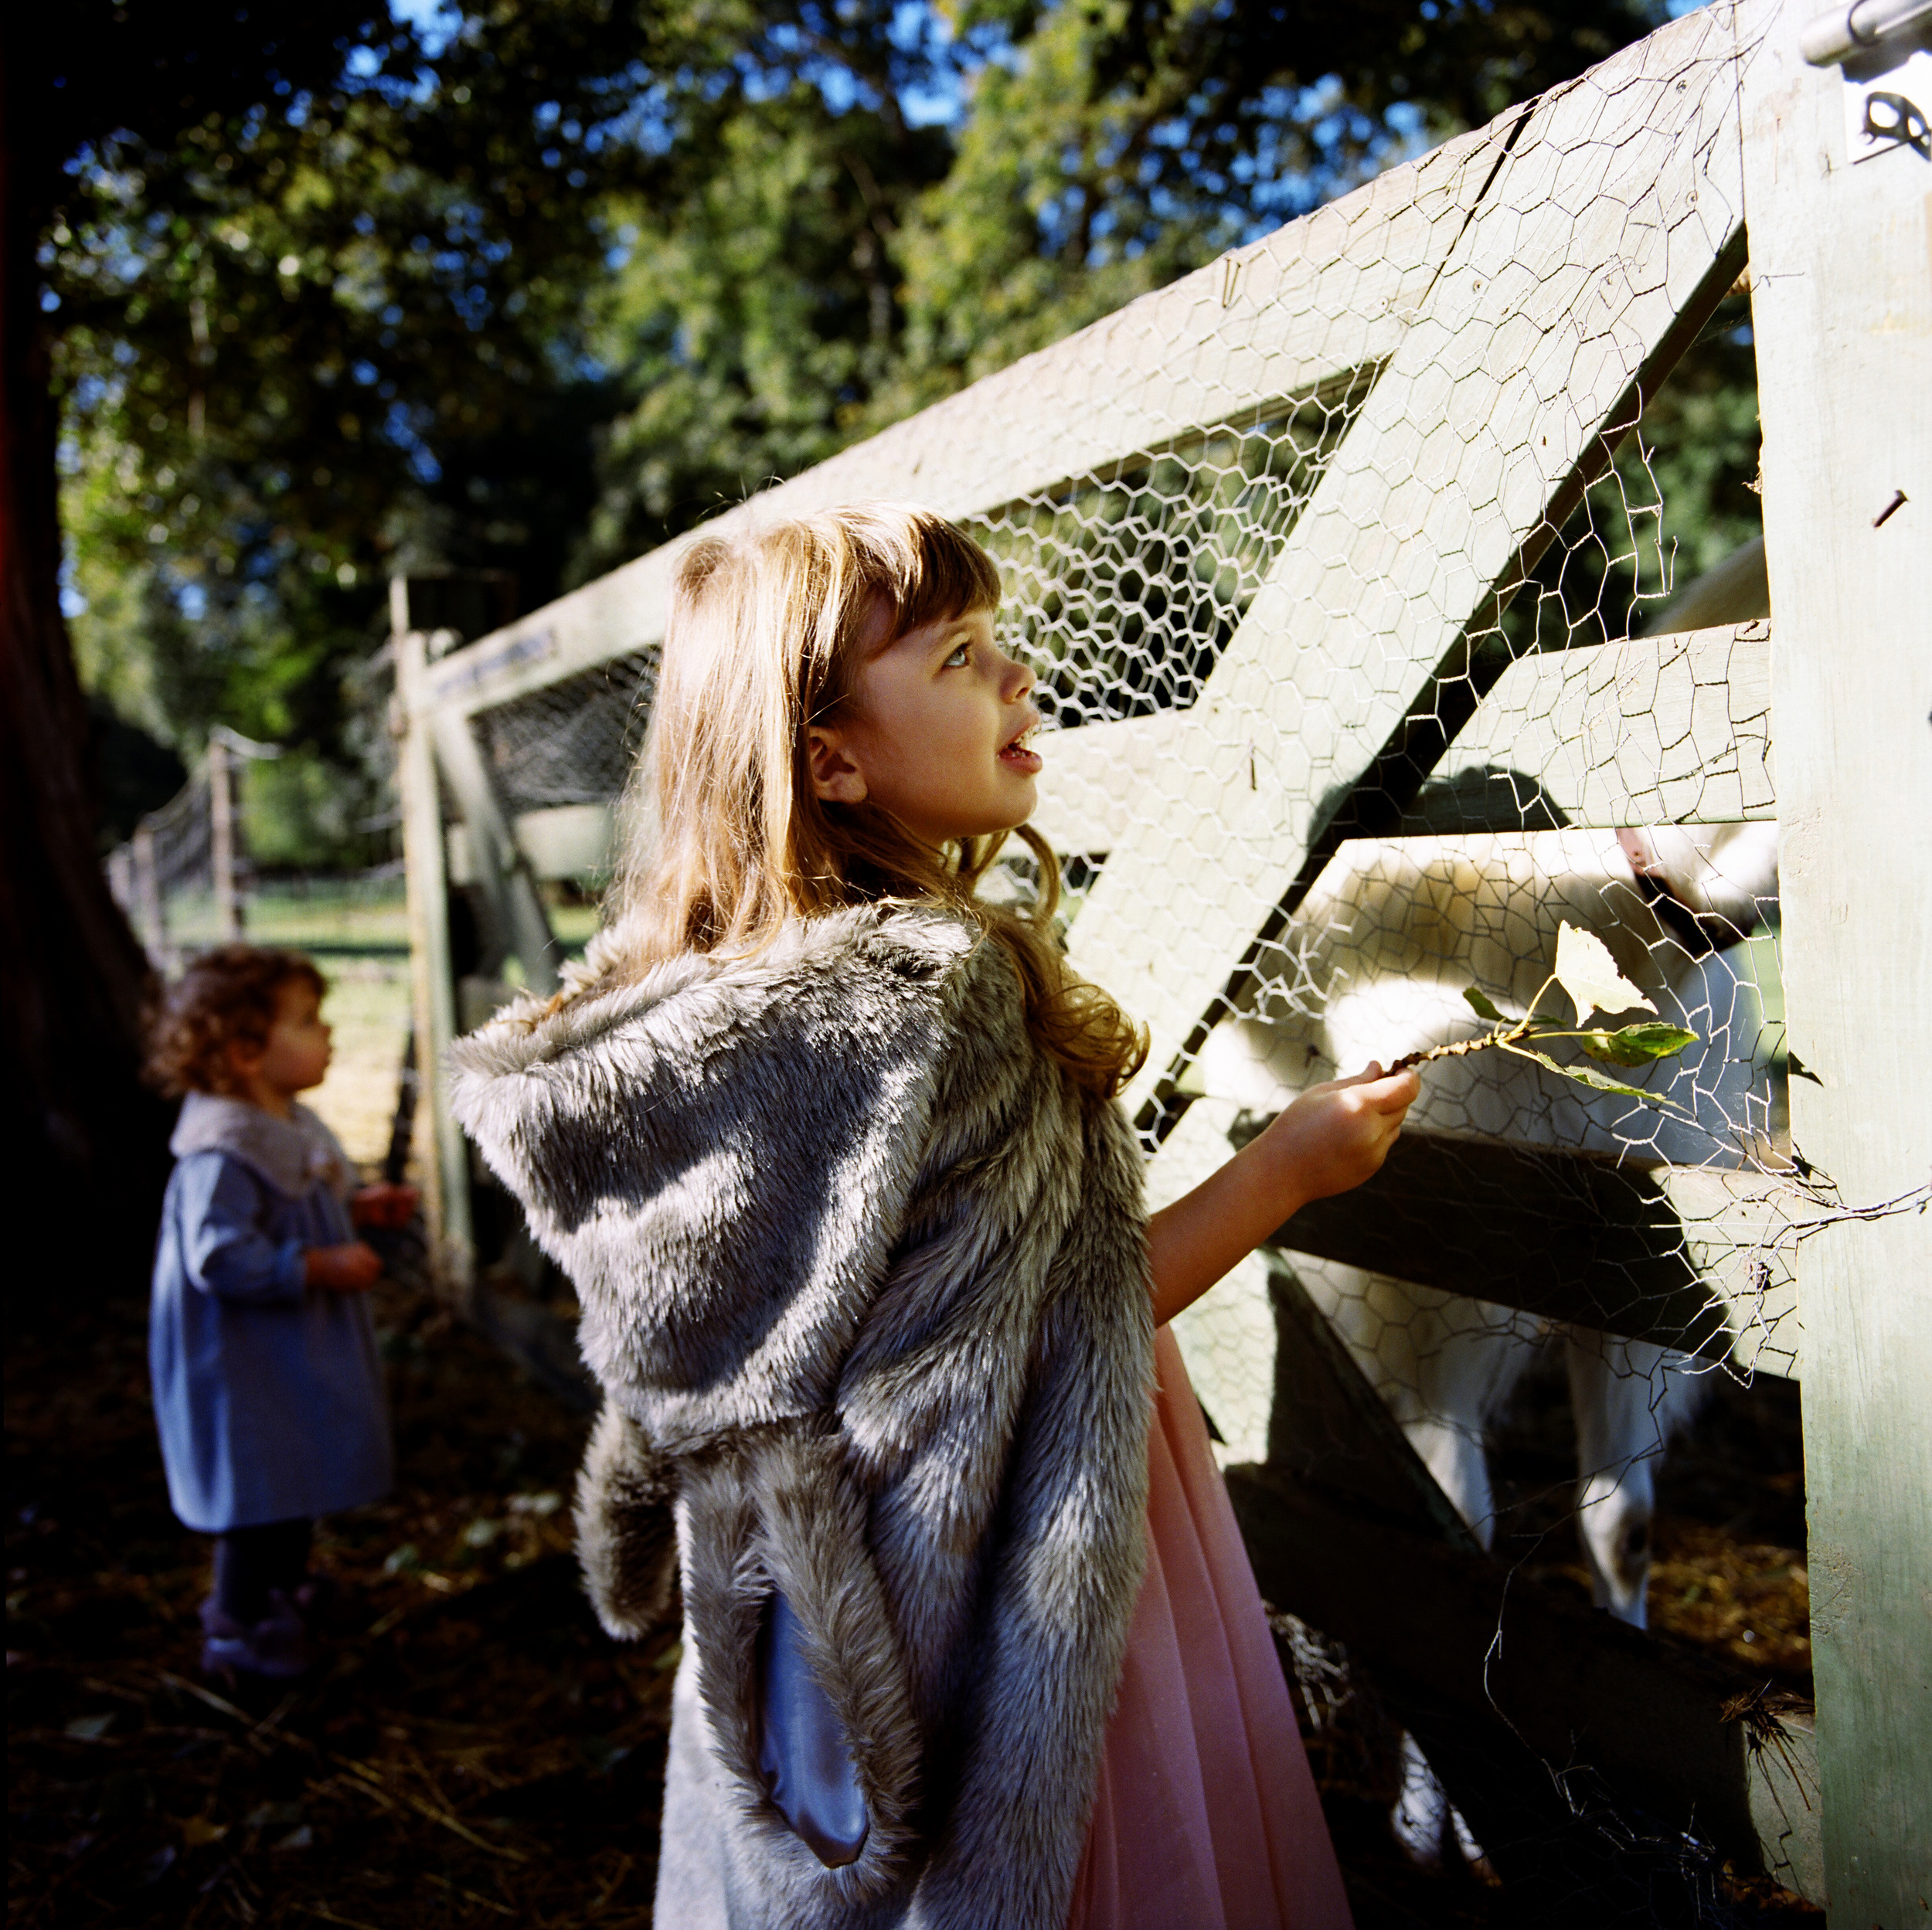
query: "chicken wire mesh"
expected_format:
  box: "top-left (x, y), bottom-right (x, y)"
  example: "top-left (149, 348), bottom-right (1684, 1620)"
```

top-left (471, 649), bottom-right (659, 820)
top-left (423, 4), bottom-right (1849, 1908)
top-left (106, 767), bottom-right (216, 966)
top-left (106, 747), bottom-right (414, 977)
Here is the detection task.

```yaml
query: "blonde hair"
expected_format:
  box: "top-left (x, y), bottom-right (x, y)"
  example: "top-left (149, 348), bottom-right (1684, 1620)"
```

top-left (597, 502), bottom-right (1146, 1099)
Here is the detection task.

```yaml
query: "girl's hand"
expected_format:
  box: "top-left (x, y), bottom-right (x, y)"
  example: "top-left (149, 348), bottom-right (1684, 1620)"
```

top-left (351, 1183), bottom-right (420, 1231)
top-left (306, 1242), bottom-right (383, 1293)
top-left (1145, 1061), bottom-right (1419, 1328)
top-left (1255, 1062), bottom-right (1419, 1208)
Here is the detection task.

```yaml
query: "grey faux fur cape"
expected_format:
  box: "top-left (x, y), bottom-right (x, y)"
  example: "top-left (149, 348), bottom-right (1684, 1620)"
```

top-left (450, 905), bottom-right (1154, 1929)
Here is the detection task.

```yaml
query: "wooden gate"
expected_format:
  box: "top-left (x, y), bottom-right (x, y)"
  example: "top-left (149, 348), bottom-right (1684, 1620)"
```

top-left (393, 0), bottom-right (1931, 1911)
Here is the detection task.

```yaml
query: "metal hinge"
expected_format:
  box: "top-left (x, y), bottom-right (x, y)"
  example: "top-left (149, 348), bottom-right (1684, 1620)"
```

top-left (1800, 0), bottom-right (1932, 162)
top-left (1801, 0), bottom-right (1932, 65)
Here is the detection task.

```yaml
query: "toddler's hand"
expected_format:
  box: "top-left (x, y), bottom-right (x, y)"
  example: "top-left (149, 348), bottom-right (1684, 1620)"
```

top-left (307, 1242), bottom-right (383, 1293)
top-left (1261, 1062), bottom-right (1419, 1208)
top-left (352, 1183), bottom-right (420, 1231)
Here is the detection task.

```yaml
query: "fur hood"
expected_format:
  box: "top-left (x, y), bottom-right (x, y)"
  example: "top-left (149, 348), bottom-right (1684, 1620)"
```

top-left (452, 904), bottom-right (1154, 1929)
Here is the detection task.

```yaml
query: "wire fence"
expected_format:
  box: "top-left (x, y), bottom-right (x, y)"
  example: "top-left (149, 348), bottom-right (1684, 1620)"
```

top-left (103, 747), bottom-right (423, 1171)
top-left (381, 0), bottom-right (1932, 1911)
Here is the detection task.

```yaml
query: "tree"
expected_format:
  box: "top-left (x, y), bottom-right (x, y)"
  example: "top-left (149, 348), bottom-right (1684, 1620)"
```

top-left (566, 2), bottom-right (960, 576)
top-left (5, 2), bottom-right (405, 1288)
top-left (7, 0), bottom-right (669, 1282)
top-left (16, 0), bottom-right (1743, 1291)
top-left (48, 5), bottom-right (669, 784)
top-left (886, 0), bottom-right (1672, 393)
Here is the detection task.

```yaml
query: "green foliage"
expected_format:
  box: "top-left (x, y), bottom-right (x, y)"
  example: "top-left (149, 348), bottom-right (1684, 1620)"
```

top-left (1496, 289), bottom-right (1764, 660)
top-left (47, 1), bottom-right (659, 760)
top-left (241, 748), bottom-right (389, 872)
top-left (1580, 1021), bottom-right (1699, 1068)
top-left (1411, 924), bottom-right (1700, 1116)
top-left (1505, 1044), bottom-right (1673, 1107)
top-left (46, 0), bottom-right (1724, 858)
top-left (575, 48), bottom-right (954, 574)
top-left (888, 0), bottom-right (1672, 402)
top-left (87, 699), bottom-right (189, 854)
top-left (1462, 985), bottom-right (1506, 1023)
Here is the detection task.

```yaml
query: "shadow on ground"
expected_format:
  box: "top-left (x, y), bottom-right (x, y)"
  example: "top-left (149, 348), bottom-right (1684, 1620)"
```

top-left (8, 1280), bottom-right (672, 1928)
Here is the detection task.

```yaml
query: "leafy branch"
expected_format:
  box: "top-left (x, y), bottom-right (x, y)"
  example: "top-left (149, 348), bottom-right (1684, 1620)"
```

top-left (1389, 923), bottom-right (1700, 1113)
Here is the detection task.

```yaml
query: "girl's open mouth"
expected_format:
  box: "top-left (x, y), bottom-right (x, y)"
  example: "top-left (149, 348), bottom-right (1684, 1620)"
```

top-left (998, 724), bottom-right (1043, 774)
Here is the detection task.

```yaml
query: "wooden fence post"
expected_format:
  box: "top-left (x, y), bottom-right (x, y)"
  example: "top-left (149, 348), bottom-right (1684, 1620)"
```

top-left (208, 735), bottom-right (243, 943)
top-left (132, 821), bottom-right (163, 961)
top-left (395, 626), bottom-right (474, 1296)
top-left (425, 678), bottom-right (560, 996)
top-left (1743, 0), bottom-right (1932, 1911)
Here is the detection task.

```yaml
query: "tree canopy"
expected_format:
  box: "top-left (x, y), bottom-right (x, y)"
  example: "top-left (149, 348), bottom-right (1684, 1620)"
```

top-left (43, 0), bottom-right (1731, 856)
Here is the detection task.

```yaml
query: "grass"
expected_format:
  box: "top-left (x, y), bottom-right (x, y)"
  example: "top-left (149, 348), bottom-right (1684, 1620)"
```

top-left (309, 961), bottom-right (416, 1174)
top-left (149, 877), bottom-right (611, 1174)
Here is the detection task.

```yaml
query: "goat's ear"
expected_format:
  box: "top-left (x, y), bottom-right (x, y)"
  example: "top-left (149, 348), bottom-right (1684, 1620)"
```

top-left (575, 1403), bottom-right (678, 1642)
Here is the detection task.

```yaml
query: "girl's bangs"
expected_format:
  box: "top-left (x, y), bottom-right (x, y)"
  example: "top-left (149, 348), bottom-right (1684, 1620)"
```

top-left (871, 512), bottom-right (1002, 644)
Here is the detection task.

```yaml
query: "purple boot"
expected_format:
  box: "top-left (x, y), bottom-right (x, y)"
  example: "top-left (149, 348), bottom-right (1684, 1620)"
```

top-left (199, 1589), bottom-right (313, 1683)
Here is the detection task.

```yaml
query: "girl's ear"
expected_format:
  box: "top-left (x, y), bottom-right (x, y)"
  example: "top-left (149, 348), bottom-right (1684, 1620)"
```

top-left (806, 724), bottom-right (869, 805)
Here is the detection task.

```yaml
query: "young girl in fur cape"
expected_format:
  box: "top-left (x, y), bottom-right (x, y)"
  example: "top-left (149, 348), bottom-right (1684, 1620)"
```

top-left (451, 505), bottom-right (1417, 1930)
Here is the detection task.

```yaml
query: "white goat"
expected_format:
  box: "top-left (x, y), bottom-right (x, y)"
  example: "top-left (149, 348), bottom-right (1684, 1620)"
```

top-left (1203, 819), bottom-right (1781, 1609)
top-left (1197, 818), bottom-right (1780, 1860)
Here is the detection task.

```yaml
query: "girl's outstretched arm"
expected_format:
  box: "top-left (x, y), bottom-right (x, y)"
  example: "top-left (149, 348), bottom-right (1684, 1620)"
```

top-left (1145, 1064), bottom-right (1419, 1328)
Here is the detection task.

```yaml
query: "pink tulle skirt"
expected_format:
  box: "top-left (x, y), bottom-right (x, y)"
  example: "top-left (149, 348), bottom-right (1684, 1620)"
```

top-left (1068, 1327), bottom-right (1355, 1930)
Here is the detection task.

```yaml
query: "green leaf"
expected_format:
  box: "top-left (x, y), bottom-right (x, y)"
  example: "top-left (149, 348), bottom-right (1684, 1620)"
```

top-left (1502, 1043), bottom-right (1692, 1111)
top-left (1580, 1022), bottom-right (1699, 1067)
top-left (1462, 986), bottom-right (1506, 1023)
top-left (1553, 922), bottom-right (1658, 1024)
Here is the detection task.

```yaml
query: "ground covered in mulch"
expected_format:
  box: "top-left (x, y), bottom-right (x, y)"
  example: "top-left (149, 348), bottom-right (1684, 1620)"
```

top-left (8, 1282), bottom-right (672, 1929)
top-left (9, 1273), bottom-right (1818, 1928)
top-left (1488, 1352), bottom-right (1815, 1689)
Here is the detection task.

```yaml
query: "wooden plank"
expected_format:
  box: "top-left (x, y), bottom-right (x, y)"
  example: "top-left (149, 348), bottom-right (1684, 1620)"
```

top-left (394, 631), bottom-right (473, 1289)
top-left (450, 806), bottom-right (618, 884)
top-left (736, 118), bottom-right (1509, 522)
top-left (427, 699), bottom-right (561, 997)
top-left (1742, 2), bottom-right (1932, 1911)
top-left (1264, 1126), bottom-right (1801, 1377)
top-left (1063, 0), bottom-right (1761, 1122)
top-left (1028, 712), bottom-right (1185, 854)
top-left (1226, 1201), bottom-right (1820, 1903)
top-left (208, 737), bottom-right (242, 942)
top-left (1032, 620), bottom-right (1774, 851)
top-left (421, 559), bottom-right (676, 723)
top-left (510, 804), bottom-right (614, 882)
top-left (411, 117), bottom-right (1520, 725)
top-left (1226, 1463), bottom-right (1823, 1902)
top-left (1266, 1262), bottom-right (1483, 1547)
top-left (1413, 620), bottom-right (1774, 831)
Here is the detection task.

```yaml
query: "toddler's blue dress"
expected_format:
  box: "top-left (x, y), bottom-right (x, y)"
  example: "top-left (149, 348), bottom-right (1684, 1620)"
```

top-left (150, 1092), bottom-right (393, 1532)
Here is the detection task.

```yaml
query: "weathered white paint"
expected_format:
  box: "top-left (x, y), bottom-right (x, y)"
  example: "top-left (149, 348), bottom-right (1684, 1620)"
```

top-left (395, 630), bottom-right (472, 1286)
top-left (1063, 2), bottom-right (1757, 1120)
top-left (1744, 0), bottom-right (1932, 1910)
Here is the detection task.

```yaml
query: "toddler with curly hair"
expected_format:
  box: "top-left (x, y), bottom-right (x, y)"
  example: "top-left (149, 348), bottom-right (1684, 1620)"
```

top-left (147, 945), bottom-right (412, 1683)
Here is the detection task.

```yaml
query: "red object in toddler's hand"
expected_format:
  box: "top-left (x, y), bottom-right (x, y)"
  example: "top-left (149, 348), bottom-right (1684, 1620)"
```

top-left (350, 1183), bottom-right (420, 1231)
top-left (307, 1242), bottom-right (383, 1293)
